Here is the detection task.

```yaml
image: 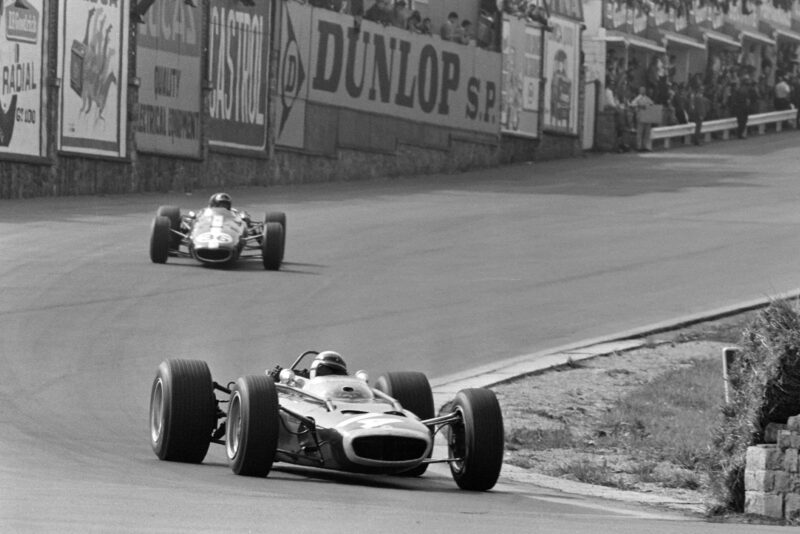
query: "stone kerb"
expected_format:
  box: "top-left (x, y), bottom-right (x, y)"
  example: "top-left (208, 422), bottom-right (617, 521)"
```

top-left (745, 415), bottom-right (800, 520)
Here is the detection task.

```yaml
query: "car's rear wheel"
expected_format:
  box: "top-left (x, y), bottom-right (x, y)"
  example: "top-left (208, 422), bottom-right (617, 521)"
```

top-left (261, 222), bottom-right (284, 271)
top-left (149, 215), bottom-right (172, 264)
top-left (150, 359), bottom-right (216, 463)
top-left (226, 375), bottom-right (279, 477)
top-left (447, 388), bottom-right (504, 491)
top-left (265, 212), bottom-right (286, 262)
top-left (375, 371), bottom-right (434, 476)
top-left (156, 205), bottom-right (181, 251)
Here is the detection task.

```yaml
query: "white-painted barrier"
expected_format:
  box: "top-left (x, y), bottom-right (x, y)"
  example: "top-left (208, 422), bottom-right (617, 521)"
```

top-left (650, 109), bottom-right (798, 149)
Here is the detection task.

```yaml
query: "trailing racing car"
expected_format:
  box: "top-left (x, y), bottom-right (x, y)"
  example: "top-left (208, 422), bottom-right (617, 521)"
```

top-left (149, 350), bottom-right (505, 491)
top-left (149, 193), bottom-right (286, 270)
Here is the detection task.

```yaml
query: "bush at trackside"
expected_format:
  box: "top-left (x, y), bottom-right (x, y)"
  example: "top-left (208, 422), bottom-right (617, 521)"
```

top-left (709, 298), bottom-right (800, 513)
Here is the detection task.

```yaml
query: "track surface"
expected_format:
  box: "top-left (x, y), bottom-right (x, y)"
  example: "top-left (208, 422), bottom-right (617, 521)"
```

top-left (3, 135), bottom-right (800, 532)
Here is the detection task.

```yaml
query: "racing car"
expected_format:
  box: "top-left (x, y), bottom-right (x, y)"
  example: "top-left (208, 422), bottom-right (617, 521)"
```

top-left (149, 351), bottom-right (505, 491)
top-left (149, 202), bottom-right (286, 270)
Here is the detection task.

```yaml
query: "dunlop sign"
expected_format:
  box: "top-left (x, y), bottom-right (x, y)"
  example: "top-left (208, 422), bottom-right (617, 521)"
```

top-left (278, 4), bottom-right (501, 146)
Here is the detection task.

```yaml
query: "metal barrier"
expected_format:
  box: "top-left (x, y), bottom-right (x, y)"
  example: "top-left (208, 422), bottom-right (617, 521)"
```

top-left (650, 109), bottom-right (798, 149)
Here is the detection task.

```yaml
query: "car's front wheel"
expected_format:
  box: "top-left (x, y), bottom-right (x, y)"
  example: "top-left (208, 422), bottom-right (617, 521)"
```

top-left (149, 215), bottom-right (172, 264)
top-left (226, 375), bottom-right (280, 477)
top-left (447, 388), bottom-right (504, 491)
top-left (156, 205), bottom-right (182, 251)
top-left (149, 359), bottom-right (216, 463)
top-left (261, 222), bottom-right (284, 270)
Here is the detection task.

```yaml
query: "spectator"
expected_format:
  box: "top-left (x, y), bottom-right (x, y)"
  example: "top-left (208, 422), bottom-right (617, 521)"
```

top-left (731, 75), bottom-right (753, 139)
top-left (672, 84), bottom-right (689, 124)
top-left (458, 20), bottom-right (473, 45)
top-left (630, 86), bottom-right (654, 151)
top-left (419, 17), bottom-right (433, 36)
top-left (791, 74), bottom-right (800, 128)
top-left (390, 0), bottom-right (409, 29)
top-left (605, 79), bottom-right (629, 152)
top-left (348, 0), bottom-right (364, 16)
top-left (407, 9), bottom-right (422, 32)
top-left (440, 11), bottom-right (459, 41)
top-left (774, 75), bottom-right (791, 111)
top-left (688, 82), bottom-right (706, 145)
top-left (365, 0), bottom-right (392, 25)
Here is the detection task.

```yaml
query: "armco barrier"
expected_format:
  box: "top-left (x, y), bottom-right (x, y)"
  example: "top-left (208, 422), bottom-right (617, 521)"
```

top-left (650, 109), bottom-right (798, 149)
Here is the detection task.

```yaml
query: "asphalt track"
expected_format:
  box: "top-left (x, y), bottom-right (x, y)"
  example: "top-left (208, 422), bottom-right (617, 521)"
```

top-left (3, 133), bottom-right (800, 532)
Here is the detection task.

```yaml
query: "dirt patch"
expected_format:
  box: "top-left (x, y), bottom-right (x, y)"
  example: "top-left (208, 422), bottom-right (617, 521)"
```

top-left (491, 312), bottom-right (758, 511)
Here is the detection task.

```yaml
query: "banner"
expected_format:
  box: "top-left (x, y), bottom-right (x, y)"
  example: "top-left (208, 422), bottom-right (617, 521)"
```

top-left (136, 0), bottom-right (202, 157)
top-left (0, 0), bottom-right (45, 157)
top-left (207, 0), bottom-right (269, 153)
top-left (277, 4), bottom-right (501, 147)
top-left (58, 0), bottom-right (128, 157)
top-left (543, 15), bottom-right (580, 134)
top-left (501, 16), bottom-right (541, 139)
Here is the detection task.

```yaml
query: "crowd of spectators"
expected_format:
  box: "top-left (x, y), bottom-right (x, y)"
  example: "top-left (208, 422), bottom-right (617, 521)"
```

top-left (605, 46), bottom-right (800, 151)
top-left (309, 0), bottom-right (506, 50)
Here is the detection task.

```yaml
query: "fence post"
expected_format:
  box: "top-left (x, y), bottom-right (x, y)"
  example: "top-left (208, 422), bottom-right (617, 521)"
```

top-left (722, 346), bottom-right (740, 404)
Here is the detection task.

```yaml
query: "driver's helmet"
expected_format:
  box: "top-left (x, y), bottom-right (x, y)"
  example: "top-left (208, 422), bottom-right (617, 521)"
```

top-left (208, 192), bottom-right (232, 210)
top-left (310, 351), bottom-right (348, 378)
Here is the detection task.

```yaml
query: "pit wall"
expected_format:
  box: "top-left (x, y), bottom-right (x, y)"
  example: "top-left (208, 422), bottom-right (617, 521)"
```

top-left (0, 1), bottom-right (583, 199)
top-left (745, 415), bottom-right (800, 520)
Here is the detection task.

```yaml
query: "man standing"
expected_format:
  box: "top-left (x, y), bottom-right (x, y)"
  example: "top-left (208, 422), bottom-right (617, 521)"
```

top-left (791, 74), bottom-right (800, 128)
top-left (440, 11), bottom-right (459, 41)
top-left (631, 86), bottom-right (654, 151)
top-left (731, 75), bottom-right (753, 139)
top-left (688, 83), bottom-right (706, 145)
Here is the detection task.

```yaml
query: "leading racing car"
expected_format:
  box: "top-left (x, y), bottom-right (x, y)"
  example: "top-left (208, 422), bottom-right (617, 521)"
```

top-left (149, 350), bottom-right (505, 491)
top-left (149, 192), bottom-right (286, 270)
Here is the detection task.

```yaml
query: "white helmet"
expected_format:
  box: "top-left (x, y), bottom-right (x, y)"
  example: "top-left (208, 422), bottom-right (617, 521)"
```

top-left (310, 351), bottom-right (348, 378)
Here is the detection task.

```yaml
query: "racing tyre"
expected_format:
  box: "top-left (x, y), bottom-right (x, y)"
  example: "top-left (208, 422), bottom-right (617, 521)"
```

top-left (265, 211), bottom-right (286, 231)
top-left (375, 372), bottom-right (435, 476)
top-left (149, 215), bottom-right (172, 264)
top-left (150, 359), bottom-right (216, 463)
top-left (226, 375), bottom-right (279, 477)
top-left (261, 222), bottom-right (284, 271)
top-left (265, 212), bottom-right (286, 262)
top-left (156, 205), bottom-right (181, 250)
top-left (447, 388), bottom-right (504, 491)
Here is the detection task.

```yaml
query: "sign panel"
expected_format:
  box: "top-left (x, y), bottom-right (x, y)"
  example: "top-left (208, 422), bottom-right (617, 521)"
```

top-left (276, 0), bottom-right (308, 149)
top-left (543, 15), bottom-right (580, 134)
top-left (58, 0), bottom-right (128, 157)
top-left (277, 4), bottom-right (501, 147)
top-left (207, 0), bottom-right (269, 152)
top-left (0, 0), bottom-right (45, 157)
top-left (136, 0), bottom-right (202, 157)
top-left (501, 16), bottom-right (541, 139)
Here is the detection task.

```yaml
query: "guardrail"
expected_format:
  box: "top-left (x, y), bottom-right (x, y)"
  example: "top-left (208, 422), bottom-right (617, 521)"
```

top-left (650, 109), bottom-right (798, 149)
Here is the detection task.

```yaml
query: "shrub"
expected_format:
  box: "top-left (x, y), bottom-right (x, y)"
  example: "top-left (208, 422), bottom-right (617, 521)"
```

top-left (709, 299), bottom-right (800, 512)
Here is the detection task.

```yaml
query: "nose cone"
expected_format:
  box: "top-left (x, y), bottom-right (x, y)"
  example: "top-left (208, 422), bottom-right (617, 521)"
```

top-left (336, 413), bottom-right (432, 467)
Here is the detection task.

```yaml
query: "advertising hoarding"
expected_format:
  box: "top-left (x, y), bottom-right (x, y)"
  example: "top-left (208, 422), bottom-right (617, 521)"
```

top-left (543, 15), bottom-right (580, 134)
top-left (277, 4), bottom-right (501, 148)
top-left (501, 15), bottom-right (541, 139)
top-left (58, 0), bottom-right (128, 157)
top-left (0, 0), bottom-right (45, 157)
top-left (207, 0), bottom-right (269, 153)
top-left (136, 0), bottom-right (202, 157)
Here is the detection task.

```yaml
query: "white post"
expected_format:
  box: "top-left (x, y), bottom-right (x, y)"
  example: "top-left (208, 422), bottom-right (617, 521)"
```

top-left (722, 346), bottom-right (740, 404)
